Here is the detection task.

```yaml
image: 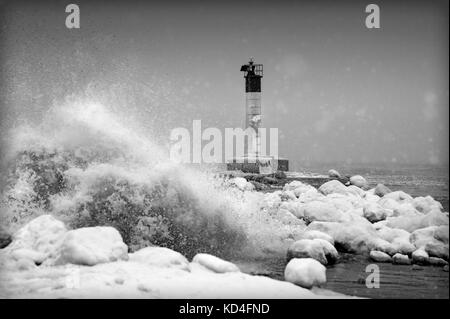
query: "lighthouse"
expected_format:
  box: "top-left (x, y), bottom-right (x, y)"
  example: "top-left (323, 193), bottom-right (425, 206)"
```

top-left (226, 58), bottom-right (289, 174)
top-left (240, 57), bottom-right (263, 155)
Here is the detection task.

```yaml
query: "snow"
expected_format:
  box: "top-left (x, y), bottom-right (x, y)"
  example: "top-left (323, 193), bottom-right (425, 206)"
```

top-left (230, 177), bottom-right (255, 191)
top-left (369, 250), bottom-right (392, 263)
top-left (349, 175), bottom-right (368, 189)
top-left (284, 258), bottom-right (327, 289)
top-left (287, 239), bottom-right (338, 265)
top-left (192, 253), bottom-right (240, 273)
top-left (129, 247), bottom-right (189, 271)
top-left (318, 180), bottom-right (349, 196)
top-left (374, 183), bottom-right (391, 197)
top-left (327, 169), bottom-right (341, 179)
top-left (363, 202), bottom-right (390, 222)
top-left (298, 201), bottom-right (346, 223)
top-left (392, 253), bottom-right (411, 265)
top-left (50, 226), bottom-right (129, 266)
top-left (412, 249), bottom-right (429, 265)
top-left (301, 230), bottom-right (334, 245)
top-left (1, 215), bottom-right (67, 267)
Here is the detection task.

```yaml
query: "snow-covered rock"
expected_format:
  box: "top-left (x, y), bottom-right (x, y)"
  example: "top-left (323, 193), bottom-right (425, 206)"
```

top-left (287, 238), bottom-right (338, 265)
top-left (3, 215), bottom-right (67, 265)
top-left (301, 230), bottom-right (334, 245)
top-left (349, 175), bottom-right (368, 189)
top-left (424, 241), bottom-right (449, 260)
top-left (318, 180), bottom-right (349, 196)
top-left (346, 185), bottom-right (365, 197)
top-left (192, 253), bottom-right (240, 273)
top-left (392, 253), bottom-right (411, 265)
top-left (328, 169), bottom-right (341, 179)
top-left (412, 249), bottom-right (429, 265)
top-left (410, 226), bottom-right (449, 248)
top-left (413, 196), bottom-right (444, 214)
top-left (230, 177), bottom-right (254, 191)
top-left (370, 250), bottom-right (392, 263)
top-left (307, 221), bottom-right (381, 254)
top-left (50, 226), bottom-right (129, 266)
top-left (374, 184), bottom-right (391, 197)
top-left (129, 247), bottom-right (189, 271)
top-left (363, 202), bottom-right (391, 223)
top-left (284, 258), bottom-right (327, 289)
top-left (428, 257), bottom-right (448, 266)
top-left (384, 191), bottom-right (413, 204)
top-left (298, 201), bottom-right (346, 223)
top-left (386, 210), bottom-right (449, 233)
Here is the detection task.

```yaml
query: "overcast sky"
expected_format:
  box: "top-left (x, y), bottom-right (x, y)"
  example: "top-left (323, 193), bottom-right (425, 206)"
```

top-left (1, 0), bottom-right (448, 168)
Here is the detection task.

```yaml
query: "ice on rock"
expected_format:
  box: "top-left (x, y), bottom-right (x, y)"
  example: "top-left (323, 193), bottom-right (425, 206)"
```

top-left (374, 183), bottom-right (392, 197)
top-left (346, 185), bottom-right (365, 197)
top-left (392, 253), bottom-right (411, 265)
top-left (412, 249), bottom-right (429, 265)
top-left (428, 257), bottom-right (448, 266)
top-left (413, 196), bottom-right (444, 214)
top-left (2, 214), bottom-right (67, 266)
top-left (287, 238), bottom-right (339, 265)
top-left (129, 247), bottom-right (190, 271)
top-left (376, 227), bottom-right (415, 255)
top-left (386, 210), bottom-right (449, 233)
top-left (283, 181), bottom-right (317, 198)
top-left (192, 253), bottom-right (240, 273)
top-left (301, 230), bottom-right (334, 245)
top-left (410, 225), bottom-right (449, 248)
top-left (284, 258), bottom-right (327, 289)
top-left (328, 169), bottom-right (341, 179)
top-left (325, 194), bottom-right (356, 213)
top-left (298, 201), bottom-right (346, 223)
top-left (363, 202), bottom-right (391, 223)
top-left (378, 197), bottom-right (401, 212)
top-left (370, 250), bottom-right (392, 263)
top-left (383, 191), bottom-right (414, 204)
top-left (349, 175), bottom-right (368, 189)
top-left (273, 209), bottom-right (306, 226)
top-left (424, 242), bottom-right (449, 260)
top-left (230, 177), bottom-right (254, 191)
top-left (50, 226), bottom-right (129, 266)
top-left (318, 180), bottom-right (349, 196)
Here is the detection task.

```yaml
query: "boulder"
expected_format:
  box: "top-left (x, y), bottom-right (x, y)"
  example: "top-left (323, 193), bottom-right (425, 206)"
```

top-left (363, 202), bottom-right (390, 223)
top-left (413, 196), bottom-right (443, 214)
top-left (4, 215), bottom-right (67, 265)
top-left (392, 253), bottom-right (411, 265)
top-left (349, 175), bottom-right (368, 189)
top-left (370, 250), bottom-right (392, 263)
top-left (412, 249), bottom-right (429, 265)
top-left (424, 241), bottom-right (449, 260)
top-left (284, 258), bottom-right (327, 289)
top-left (346, 185), bottom-right (365, 197)
top-left (192, 253), bottom-right (240, 273)
top-left (50, 226), bottom-right (129, 266)
top-left (301, 230), bottom-right (334, 245)
top-left (328, 169), bottom-right (341, 179)
top-left (318, 180), bottom-right (349, 196)
top-left (230, 177), bottom-right (254, 191)
top-left (129, 247), bottom-right (189, 271)
top-left (298, 201), bottom-right (346, 223)
top-left (287, 239), bottom-right (338, 265)
top-left (374, 183), bottom-right (392, 197)
top-left (383, 191), bottom-right (414, 204)
top-left (428, 257), bottom-right (448, 266)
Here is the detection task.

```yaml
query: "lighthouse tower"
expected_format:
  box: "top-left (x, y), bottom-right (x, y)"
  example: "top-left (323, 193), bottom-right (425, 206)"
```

top-left (240, 57), bottom-right (263, 155)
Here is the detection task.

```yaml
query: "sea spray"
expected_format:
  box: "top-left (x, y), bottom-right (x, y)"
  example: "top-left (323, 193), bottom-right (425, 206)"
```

top-left (0, 100), bottom-right (300, 259)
